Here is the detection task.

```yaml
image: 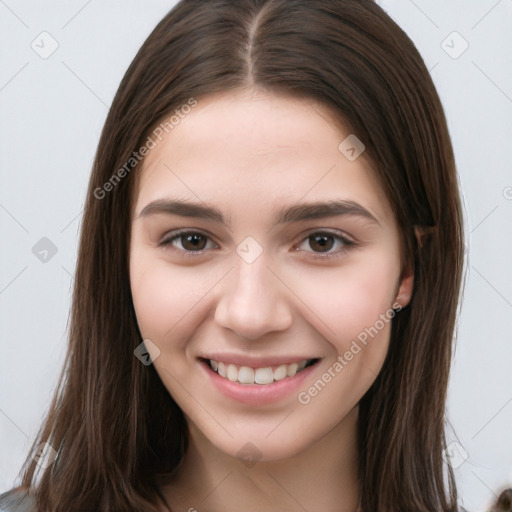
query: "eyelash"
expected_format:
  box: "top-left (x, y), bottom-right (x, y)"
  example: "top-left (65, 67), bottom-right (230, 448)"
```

top-left (158, 229), bottom-right (356, 260)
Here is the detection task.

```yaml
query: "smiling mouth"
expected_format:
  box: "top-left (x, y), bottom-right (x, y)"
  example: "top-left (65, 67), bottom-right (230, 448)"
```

top-left (202, 358), bottom-right (320, 385)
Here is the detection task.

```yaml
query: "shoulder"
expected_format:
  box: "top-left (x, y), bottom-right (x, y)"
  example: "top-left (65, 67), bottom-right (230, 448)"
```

top-left (0, 487), bottom-right (35, 512)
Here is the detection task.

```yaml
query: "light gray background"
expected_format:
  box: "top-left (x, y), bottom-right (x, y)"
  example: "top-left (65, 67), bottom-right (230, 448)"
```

top-left (1, 1), bottom-right (511, 510)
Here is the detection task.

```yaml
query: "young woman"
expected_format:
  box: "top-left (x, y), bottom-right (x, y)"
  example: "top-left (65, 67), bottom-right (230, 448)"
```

top-left (1, 0), bottom-right (496, 510)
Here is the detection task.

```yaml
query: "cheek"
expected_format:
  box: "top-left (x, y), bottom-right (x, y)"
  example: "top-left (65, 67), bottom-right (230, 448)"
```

top-left (285, 250), bottom-right (400, 349)
top-left (130, 254), bottom-right (195, 340)
top-left (291, 255), bottom-right (400, 421)
top-left (129, 250), bottom-right (227, 345)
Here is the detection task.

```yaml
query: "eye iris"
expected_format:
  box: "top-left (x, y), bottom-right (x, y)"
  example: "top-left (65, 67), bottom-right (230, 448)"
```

top-left (309, 234), bottom-right (334, 252)
top-left (182, 233), bottom-right (207, 251)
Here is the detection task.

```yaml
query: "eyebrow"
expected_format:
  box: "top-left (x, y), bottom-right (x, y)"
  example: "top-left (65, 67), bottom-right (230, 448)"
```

top-left (137, 198), bottom-right (380, 226)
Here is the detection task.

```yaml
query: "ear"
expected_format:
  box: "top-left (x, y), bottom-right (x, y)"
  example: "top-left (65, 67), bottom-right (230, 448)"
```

top-left (414, 225), bottom-right (435, 249)
top-left (395, 264), bottom-right (414, 309)
top-left (395, 225), bottom-right (428, 309)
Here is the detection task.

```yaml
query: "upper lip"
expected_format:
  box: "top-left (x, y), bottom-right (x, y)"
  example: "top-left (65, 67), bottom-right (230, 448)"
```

top-left (199, 354), bottom-right (320, 367)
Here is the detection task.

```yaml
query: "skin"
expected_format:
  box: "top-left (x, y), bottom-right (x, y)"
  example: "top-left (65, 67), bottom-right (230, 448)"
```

top-left (129, 88), bottom-right (414, 512)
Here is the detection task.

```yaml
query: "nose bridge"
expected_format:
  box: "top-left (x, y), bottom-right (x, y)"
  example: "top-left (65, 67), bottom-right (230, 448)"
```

top-left (213, 248), bottom-right (293, 340)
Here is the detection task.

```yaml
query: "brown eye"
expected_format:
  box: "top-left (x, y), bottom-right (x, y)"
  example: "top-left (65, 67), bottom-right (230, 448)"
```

top-left (296, 231), bottom-right (355, 258)
top-left (159, 231), bottom-right (218, 253)
top-left (308, 233), bottom-right (335, 253)
top-left (180, 233), bottom-right (208, 251)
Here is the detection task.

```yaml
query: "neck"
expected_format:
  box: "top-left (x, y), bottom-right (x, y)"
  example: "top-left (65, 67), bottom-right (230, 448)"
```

top-left (161, 406), bottom-right (360, 512)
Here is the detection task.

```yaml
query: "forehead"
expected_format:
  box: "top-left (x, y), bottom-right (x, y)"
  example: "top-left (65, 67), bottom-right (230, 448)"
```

top-left (133, 88), bottom-right (393, 225)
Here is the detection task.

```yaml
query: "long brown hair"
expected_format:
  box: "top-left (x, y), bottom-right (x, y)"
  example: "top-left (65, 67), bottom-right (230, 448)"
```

top-left (18, 1), bottom-right (464, 510)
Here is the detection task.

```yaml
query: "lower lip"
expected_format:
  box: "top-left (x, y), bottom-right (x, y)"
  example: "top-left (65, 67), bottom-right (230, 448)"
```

top-left (200, 360), bottom-right (320, 406)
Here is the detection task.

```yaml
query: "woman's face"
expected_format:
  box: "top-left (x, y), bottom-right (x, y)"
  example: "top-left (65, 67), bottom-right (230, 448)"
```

top-left (129, 88), bottom-right (413, 461)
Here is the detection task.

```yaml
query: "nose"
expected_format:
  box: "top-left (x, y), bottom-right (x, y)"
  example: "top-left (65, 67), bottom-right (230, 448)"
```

top-left (213, 254), bottom-right (293, 341)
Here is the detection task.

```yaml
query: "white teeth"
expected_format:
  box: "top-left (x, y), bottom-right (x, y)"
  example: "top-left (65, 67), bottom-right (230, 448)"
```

top-left (287, 363), bottom-right (299, 377)
top-left (226, 364), bottom-right (238, 382)
top-left (254, 367), bottom-right (273, 384)
top-left (238, 366), bottom-right (255, 384)
top-left (208, 359), bottom-right (314, 385)
top-left (273, 364), bottom-right (288, 381)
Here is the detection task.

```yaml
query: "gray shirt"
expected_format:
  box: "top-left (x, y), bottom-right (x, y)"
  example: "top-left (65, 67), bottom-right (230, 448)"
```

top-left (0, 488), bottom-right (34, 512)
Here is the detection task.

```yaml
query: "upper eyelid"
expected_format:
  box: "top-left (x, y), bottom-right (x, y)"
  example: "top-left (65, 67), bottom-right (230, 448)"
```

top-left (160, 228), bottom-right (218, 245)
